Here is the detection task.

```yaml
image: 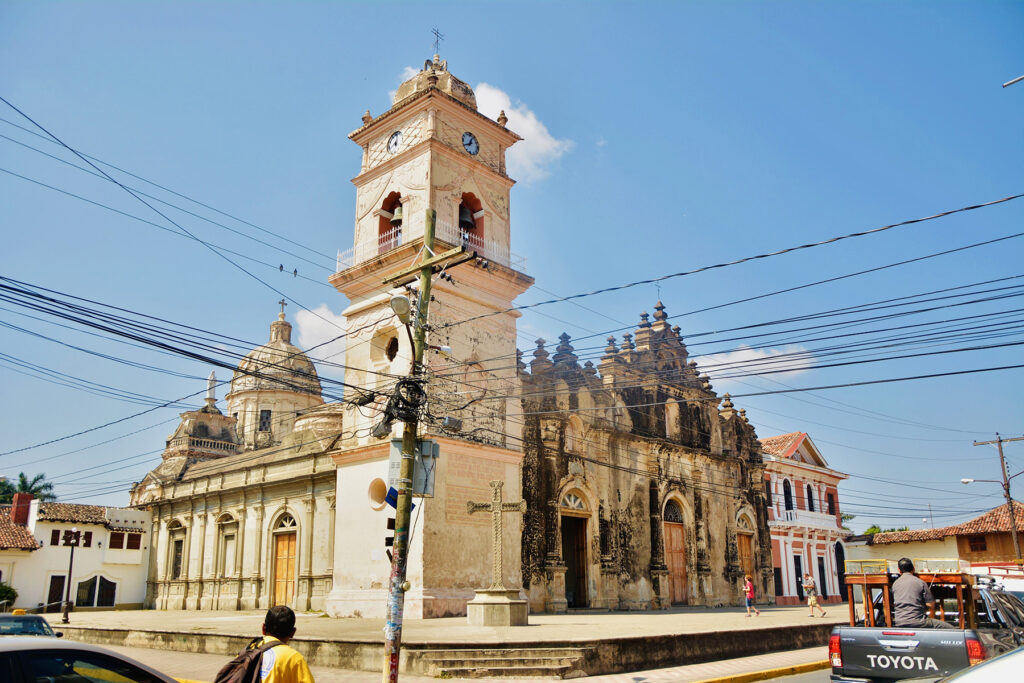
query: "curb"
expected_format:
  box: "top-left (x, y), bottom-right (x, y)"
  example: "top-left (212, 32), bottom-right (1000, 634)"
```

top-left (693, 659), bottom-right (830, 683)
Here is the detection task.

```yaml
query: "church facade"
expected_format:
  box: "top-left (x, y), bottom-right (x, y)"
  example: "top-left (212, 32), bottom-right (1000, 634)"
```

top-left (130, 313), bottom-right (341, 611)
top-left (520, 312), bottom-right (774, 612)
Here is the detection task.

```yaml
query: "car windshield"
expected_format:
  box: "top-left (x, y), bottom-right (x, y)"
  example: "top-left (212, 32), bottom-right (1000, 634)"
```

top-left (0, 616), bottom-right (56, 636)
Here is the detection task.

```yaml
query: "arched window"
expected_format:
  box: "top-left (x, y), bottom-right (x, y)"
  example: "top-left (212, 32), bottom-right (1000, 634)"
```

top-left (167, 521), bottom-right (186, 580)
top-left (560, 492), bottom-right (586, 511)
top-left (664, 499), bottom-right (684, 523)
top-left (275, 514), bottom-right (297, 530)
top-left (458, 192), bottom-right (484, 248)
top-left (806, 484), bottom-right (816, 512)
top-left (217, 514), bottom-right (238, 578)
top-left (378, 191), bottom-right (402, 252)
top-left (783, 480), bottom-right (794, 511)
top-left (564, 418), bottom-right (581, 453)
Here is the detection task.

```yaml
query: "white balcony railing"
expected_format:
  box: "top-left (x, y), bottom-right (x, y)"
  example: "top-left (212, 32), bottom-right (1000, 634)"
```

top-left (771, 508), bottom-right (840, 530)
top-left (336, 221), bottom-right (525, 273)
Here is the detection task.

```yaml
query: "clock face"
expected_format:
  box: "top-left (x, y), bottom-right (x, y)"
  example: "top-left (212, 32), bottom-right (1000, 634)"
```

top-left (387, 131), bottom-right (402, 154)
top-left (462, 132), bottom-right (479, 155)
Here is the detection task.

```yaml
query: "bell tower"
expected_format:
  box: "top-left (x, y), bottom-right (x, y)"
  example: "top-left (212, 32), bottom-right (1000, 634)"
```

top-left (329, 55), bottom-right (534, 448)
top-left (326, 56), bottom-right (534, 620)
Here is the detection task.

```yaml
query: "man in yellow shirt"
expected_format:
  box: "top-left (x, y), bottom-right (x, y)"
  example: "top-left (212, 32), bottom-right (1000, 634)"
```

top-left (256, 606), bottom-right (315, 683)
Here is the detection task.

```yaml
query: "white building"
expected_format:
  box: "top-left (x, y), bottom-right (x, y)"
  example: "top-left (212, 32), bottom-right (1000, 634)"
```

top-left (0, 494), bottom-right (150, 611)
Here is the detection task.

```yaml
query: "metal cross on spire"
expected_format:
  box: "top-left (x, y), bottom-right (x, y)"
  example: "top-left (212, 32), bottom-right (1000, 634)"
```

top-left (431, 27), bottom-right (444, 54)
top-left (278, 299), bottom-right (287, 315)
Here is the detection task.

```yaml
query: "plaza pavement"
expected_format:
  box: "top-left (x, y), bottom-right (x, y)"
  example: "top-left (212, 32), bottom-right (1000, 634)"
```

top-left (51, 604), bottom-right (846, 643)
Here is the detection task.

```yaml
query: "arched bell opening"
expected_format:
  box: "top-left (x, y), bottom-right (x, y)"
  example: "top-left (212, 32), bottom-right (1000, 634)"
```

top-left (378, 191), bottom-right (403, 253)
top-left (458, 192), bottom-right (484, 250)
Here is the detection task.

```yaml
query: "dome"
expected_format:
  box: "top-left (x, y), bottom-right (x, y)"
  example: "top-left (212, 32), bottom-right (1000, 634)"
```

top-left (229, 313), bottom-right (322, 397)
top-left (393, 54), bottom-right (477, 110)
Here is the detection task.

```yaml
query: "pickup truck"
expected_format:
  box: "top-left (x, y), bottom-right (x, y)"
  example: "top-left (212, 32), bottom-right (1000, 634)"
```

top-left (829, 573), bottom-right (1024, 682)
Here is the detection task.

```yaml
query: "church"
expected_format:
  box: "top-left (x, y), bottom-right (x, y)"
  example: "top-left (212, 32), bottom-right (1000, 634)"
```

top-left (131, 55), bottom-right (774, 615)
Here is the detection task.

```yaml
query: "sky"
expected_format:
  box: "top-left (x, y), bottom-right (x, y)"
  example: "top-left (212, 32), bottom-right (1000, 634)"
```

top-left (1, 1), bottom-right (1022, 533)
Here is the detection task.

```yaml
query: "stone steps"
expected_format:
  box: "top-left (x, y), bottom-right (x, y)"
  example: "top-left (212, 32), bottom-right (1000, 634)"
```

top-left (419, 647), bottom-right (590, 679)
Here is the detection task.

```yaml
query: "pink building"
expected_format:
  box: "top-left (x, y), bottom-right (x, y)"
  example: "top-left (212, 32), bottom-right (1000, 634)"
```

top-left (761, 432), bottom-right (848, 606)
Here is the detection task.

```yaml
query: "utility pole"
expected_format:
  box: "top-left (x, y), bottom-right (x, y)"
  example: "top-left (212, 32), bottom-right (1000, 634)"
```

top-left (379, 208), bottom-right (473, 683)
top-left (973, 434), bottom-right (1024, 563)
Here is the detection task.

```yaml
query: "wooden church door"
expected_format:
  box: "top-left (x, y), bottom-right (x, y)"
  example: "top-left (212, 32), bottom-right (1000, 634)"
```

top-left (272, 514), bottom-right (298, 606)
top-left (663, 500), bottom-right (687, 604)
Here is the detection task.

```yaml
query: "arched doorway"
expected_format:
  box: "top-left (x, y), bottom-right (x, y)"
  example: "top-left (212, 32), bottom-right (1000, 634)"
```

top-left (272, 514), bottom-right (298, 606)
top-left (835, 541), bottom-right (847, 602)
top-left (559, 491), bottom-right (589, 608)
top-left (663, 499), bottom-right (688, 604)
top-left (737, 514), bottom-right (755, 579)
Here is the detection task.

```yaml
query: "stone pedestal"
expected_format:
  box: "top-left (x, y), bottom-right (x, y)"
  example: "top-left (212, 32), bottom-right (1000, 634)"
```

top-left (467, 588), bottom-right (529, 626)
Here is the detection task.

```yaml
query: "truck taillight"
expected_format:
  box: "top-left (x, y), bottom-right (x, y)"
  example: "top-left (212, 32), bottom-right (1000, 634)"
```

top-left (965, 636), bottom-right (986, 666)
top-left (829, 633), bottom-right (843, 668)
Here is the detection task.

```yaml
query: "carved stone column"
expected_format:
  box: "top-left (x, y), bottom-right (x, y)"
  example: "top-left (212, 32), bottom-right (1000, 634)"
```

top-left (234, 506), bottom-right (247, 610)
top-left (648, 483), bottom-right (669, 609)
top-left (251, 503), bottom-right (264, 609)
top-left (301, 497), bottom-right (315, 611)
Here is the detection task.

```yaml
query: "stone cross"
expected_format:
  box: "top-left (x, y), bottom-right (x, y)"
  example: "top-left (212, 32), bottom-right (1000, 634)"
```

top-left (467, 480), bottom-right (526, 590)
top-left (278, 299), bottom-right (287, 315)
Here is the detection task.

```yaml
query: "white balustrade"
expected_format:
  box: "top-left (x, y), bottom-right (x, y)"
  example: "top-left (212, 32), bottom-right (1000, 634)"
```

top-left (336, 221), bottom-right (525, 273)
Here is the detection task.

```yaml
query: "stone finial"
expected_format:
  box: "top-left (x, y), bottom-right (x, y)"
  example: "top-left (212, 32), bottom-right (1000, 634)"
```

top-left (638, 312), bottom-right (652, 328)
top-left (621, 333), bottom-right (635, 352)
top-left (553, 332), bottom-right (577, 366)
top-left (603, 336), bottom-right (618, 357)
top-left (700, 373), bottom-right (711, 390)
top-left (516, 348), bottom-right (526, 374)
top-left (531, 338), bottom-right (552, 374)
top-left (361, 110), bottom-right (373, 125)
top-left (672, 325), bottom-right (683, 340)
top-left (497, 110), bottom-right (508, 127)
top-left (719, 392), bottom-right (737, 419)
top-left (739, 408), bottom-right (749, 423)
top-left (653, 301), bottom-right (668, 322)
top-left (583, 360), bottom-right (596, 377)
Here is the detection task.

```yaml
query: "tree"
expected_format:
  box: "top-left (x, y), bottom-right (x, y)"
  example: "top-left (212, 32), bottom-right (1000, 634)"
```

top-left (864, 524), bottom-right (909, 534)
top-left (0, 582), bottom-right (17, 609)
top-left (841, 512), bottom-right (856, 531)
top-left (0, 473), bottom-right (57, 503)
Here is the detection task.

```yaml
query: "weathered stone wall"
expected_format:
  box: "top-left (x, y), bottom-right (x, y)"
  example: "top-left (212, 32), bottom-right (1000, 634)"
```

top-left (520, 303), bottom-right (775, 612)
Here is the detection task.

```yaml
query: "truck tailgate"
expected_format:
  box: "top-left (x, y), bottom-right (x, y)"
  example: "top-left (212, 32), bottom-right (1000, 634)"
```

top-left (836, 627), bottom-right (971, 680)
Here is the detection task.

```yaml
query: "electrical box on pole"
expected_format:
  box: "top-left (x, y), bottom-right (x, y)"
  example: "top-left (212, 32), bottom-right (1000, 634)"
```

top-left (388, 439), bottom-right (440, 497)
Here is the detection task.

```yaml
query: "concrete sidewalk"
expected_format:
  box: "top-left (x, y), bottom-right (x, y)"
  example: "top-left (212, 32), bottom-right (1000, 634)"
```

top-left (51, 605), bottom-right (845, 643)
top-left (104, 642), bottom-right (829, 682)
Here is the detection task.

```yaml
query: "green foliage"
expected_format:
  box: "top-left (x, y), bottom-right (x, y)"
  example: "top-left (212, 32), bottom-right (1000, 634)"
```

top-left (0, 473), bottom-right (57, 504)
top-left (864, 524), bottom-right (910, 534)
top-left (841, 512), bottom-right (856, 531)
top-left (0, 582), bottom-right (17, 607)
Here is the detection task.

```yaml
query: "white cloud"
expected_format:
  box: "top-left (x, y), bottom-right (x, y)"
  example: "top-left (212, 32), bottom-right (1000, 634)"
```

top-left (294, 304), bottom-right (347, 381)
top-left (596, 136), bottom-right (607, 148)
top-left (699, 345), bottom-right (814, 387)
top-left (475, 82), bottom-right (573, 183)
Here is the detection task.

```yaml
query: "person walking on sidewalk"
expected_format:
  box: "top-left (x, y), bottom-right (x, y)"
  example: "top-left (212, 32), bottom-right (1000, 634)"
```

top-left (802, 572), bottom-right (827, 617)
top-left (743, 574), bottom-right (760, 616)
top-left (255, 605), bottom-right (315, 683)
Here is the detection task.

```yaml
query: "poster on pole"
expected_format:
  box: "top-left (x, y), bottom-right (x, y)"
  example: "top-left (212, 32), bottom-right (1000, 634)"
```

top-left (388, 438), bottom-right (440, 497)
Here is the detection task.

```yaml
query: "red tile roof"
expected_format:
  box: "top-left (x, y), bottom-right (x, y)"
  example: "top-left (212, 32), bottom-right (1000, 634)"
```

top-left (871, 528), bottom-right (950, 544)
top-left (36, 503), bottom-right (108, 525)
top-left (759, 432), bottom-right (806, 459)
top-left (870, 501), bottom-right (1024, 545)
top-left (0, 508), bottom-right (39, 551)
top-left (946, 501), bottom-right (1024, 536)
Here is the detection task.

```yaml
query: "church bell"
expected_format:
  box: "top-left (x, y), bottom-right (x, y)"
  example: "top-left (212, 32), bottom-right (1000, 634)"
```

top-left (389, 205), bottom-right (403, 227)
top-left (458, 204), bottom-right (476, 231)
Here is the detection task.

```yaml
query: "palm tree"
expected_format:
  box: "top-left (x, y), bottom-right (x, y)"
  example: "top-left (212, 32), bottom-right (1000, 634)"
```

top-left (14, 473), bottom-right (56, 502)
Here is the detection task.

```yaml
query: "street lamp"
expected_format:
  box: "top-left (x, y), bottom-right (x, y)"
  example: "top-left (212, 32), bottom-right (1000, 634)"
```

top-left (961, 468), bottom-right (1024, 562)
top-left (61, 527), bottom-right (81, 624)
